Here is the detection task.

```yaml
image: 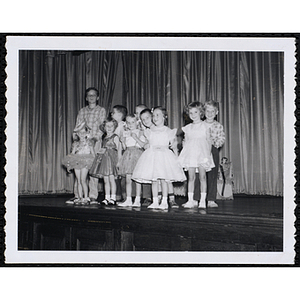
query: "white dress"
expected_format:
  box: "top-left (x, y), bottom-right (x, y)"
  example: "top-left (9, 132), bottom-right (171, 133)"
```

top-left (132, 126), bottom-right (186, 183)
top-left (178, 121), bottom-right (215, 171)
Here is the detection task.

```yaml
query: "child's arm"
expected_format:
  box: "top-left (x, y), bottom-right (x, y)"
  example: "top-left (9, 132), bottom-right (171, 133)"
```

top-left (119, 134), bottom-right (127, 150)
top-left (141, 129), bottom-right (150, 149)
top-left (169, 128), bottom-right (179, 156)
top-left (114, 135), bottom-right (123, 168)
top-left (131, 130), bottom-right (146, 148)
top-left (71, 142), bottom-right (77, 154)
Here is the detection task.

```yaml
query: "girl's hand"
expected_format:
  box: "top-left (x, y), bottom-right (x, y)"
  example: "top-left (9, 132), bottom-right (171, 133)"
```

top-left (131, 132), bottom-right (138, 140)
top-left (98, 148), bottom-right (106, 154)
top-left (119, 135), bottom-right (126, 143)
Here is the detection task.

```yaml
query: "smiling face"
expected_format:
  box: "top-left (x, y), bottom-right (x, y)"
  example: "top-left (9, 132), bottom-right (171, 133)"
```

top-left (188, 107), bottom-right (201, 123)
top-left (86, 89), bottom-right (99, 106)
top-left (105, 121), bottom-right (116, 135)
top-left (152, 109), bottom-right (164, 127)
top-left (126, 116), bottom-right (137, 130)
top-left (205, 105), bottom-right (218, 123)
top-left (140, 111), bottom-right (153, 128)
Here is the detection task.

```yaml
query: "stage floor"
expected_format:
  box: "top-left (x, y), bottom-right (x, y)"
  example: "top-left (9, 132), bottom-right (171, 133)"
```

top-left (18, 194), bottom-right (283, 252)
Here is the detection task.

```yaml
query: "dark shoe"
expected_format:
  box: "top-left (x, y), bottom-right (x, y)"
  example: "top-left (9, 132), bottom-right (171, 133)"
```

top-left (199, 208), bottom-right (207, 215)
top-left (65, 196), bottom-right (78, 204)
top-left (169, 199), bottom-right (179, 208)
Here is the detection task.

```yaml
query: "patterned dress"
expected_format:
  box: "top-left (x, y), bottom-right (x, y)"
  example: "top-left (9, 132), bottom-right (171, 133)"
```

top-left (89, 134), bottom-right (119, 178)
top-left (62, 135), bottom-right (95, 170)
top-left (118, 129), bottom-right (144, 175)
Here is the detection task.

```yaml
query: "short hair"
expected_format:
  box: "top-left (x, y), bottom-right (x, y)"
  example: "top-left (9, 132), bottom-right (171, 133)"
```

top-left (185, 101), bottom-right (204, 118)
top-left (135, 104), bottom-right (147, 110)
top-left (204, 100), bottom-right (219, 112)
top-left (85, 87), bottom-right (99, 98)
top-left (113, 105), bottom-right (128, 121)
top-left (126, 113), bottom-right (137, 121)
top-left (140, 108), bottom-right (152, 117)
top-left (99, 116), bottom-right (118, 133)
top-left (152, 106), bottom-right (168, 126)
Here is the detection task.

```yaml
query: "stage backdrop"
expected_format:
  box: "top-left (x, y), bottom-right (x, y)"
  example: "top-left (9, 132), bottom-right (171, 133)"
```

top-left (18, 50), bottom-right (283, 196)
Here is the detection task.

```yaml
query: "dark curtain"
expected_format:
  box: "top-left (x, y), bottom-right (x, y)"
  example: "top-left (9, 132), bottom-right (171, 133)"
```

top-left (19, 50), bottom-right (119, 194)
top-left (121, 51), bottom-right (283, 195)
top-left (19, 50), bottom-right (283, 196)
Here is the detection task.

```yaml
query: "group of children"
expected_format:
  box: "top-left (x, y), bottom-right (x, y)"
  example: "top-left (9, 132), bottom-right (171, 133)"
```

top-left (62, 100), bottom-right (225, 211)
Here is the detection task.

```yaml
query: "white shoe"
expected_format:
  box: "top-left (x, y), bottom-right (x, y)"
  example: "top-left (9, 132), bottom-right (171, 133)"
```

top-left (148, 201), bottom-right (160, 209)
top-left (182, 200), bottom-right (197, 208)
top-left (118, 199), bottom-right (132, 207)
top-left (132, 198), bottom-right (141, 207)
top-left (158, 201), bottom-right (168, 210)
top-left (207, 201), bottom-right (218, 208)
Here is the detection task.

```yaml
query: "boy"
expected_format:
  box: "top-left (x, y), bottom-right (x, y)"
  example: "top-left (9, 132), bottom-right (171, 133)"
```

top-left (194, 100), bottom-right (225, 207)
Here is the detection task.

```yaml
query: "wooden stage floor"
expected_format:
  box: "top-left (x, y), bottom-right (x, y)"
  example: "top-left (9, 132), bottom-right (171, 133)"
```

top-left (18, 194), bottom-right (283, 252)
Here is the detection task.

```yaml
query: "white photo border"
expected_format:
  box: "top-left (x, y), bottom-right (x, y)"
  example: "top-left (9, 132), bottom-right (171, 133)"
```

top-left (4, 35), bottom-right (296, 264)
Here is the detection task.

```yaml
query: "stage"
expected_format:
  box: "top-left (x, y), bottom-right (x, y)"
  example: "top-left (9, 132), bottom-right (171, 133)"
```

top-left (18, 194), bottom-right (283, 252)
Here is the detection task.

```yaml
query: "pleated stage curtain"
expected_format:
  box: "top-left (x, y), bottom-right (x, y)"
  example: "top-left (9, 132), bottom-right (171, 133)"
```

top-left (18, 50), bottom-right (283, 196)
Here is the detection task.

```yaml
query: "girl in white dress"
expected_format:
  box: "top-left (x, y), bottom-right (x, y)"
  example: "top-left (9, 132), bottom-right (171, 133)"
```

top-left (178, 101), bottom-right (215, 209)
top-left (132, 107), bottom-right (186, 210)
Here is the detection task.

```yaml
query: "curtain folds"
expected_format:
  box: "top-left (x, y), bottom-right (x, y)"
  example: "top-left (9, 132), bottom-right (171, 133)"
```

top-left (19, 50), bottom-right (284, 196)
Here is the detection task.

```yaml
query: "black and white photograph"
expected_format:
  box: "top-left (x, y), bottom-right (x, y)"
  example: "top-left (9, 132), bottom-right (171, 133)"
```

top-left (4, 36), bottom-right (295, 264)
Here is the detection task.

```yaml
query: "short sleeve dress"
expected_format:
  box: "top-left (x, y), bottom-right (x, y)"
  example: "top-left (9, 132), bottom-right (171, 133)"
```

top-left (178, 121), bottom-right (215, 171)
top-left (89, 134), bottom-right (119, 178)
top-left (118, 129), bottom-right (144, 176)
top-left (132, 126), bottom-right (186, 183)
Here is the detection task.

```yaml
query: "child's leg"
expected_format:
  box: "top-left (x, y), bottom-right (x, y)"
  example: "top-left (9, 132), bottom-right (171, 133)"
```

top-left (168, 181), bottom-right (177, 207)
top-left (118, 174), bottom-right (133, 206)
top-left (74, 169), bottom-right (83, 199)
top-left (126, 174), bottom-right (132, 198)
top-left (198, 165), bottom-right (207, 209)
top-left (109, 175), bottom-right (117, 202)
top-left (132, 182), bottom-right (142, 207)
top-left (207, 145), bottom-right (219, 207)
top-left (158, 180), bottom-right (168, 210)
top-left (103, 176), bottom-right (111, 200)
top-left (183, 168), bottom-right (198, 208)
top-left (80, 168), bottom-right (89, 199)
top-left (148, 181), bottom-right (159, 209)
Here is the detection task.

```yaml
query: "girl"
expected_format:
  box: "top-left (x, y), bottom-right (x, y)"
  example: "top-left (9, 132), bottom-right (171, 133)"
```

top-left (62, 121), bottom-right (95, 205)
top-left (140, 108), bottom-right (154, 130)
top-left (178, 101), bottom-right (215, 210)
top-left (89, 117), bottom-right (122, 205)
top-left (118, 114), bottom-right (146, 207)
top-left (140, 108), bottom-right (178, 207)
top-left (132, 107), bottom-right (186, 210)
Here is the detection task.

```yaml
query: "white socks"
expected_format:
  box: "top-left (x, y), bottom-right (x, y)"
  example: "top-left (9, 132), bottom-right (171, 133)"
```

top-left (183, 193), bottom-right (197, 208)
top-left (132, 196), bottom-right (141, 207)
top-left (199, 192), bottom-right (207, 208)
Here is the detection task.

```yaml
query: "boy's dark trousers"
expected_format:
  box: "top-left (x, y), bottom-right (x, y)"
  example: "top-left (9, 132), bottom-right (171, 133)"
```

top-left (194, 145), bottom-right (219, 202)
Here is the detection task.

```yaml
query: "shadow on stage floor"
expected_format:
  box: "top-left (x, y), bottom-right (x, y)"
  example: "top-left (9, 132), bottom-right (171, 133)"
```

top-left (18, 194), bottom-right (283, 252)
